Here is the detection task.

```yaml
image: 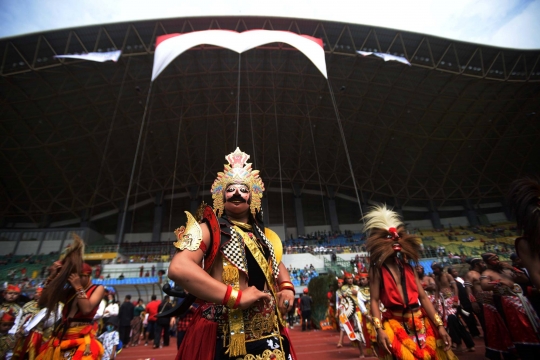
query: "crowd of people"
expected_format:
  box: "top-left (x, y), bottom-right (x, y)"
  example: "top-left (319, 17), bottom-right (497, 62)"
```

top-left (0, 240), bottom-right (192, 360)
top-left (1, 145), bottom-right (539, 360)
top-left (319, 184), bottom-right (540, 360)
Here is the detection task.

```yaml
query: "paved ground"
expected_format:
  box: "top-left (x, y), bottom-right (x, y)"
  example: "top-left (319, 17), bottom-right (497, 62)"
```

top-left (118, 324), bottom-right (486, 360)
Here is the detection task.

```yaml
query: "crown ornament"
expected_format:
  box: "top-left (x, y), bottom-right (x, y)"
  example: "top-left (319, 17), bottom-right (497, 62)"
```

top-left (211, 147), bottom-right (265, 217)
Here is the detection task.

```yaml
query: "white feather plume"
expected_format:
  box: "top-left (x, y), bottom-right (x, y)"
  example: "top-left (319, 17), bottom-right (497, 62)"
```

top-left (363, 205), bottom-right (402, 232)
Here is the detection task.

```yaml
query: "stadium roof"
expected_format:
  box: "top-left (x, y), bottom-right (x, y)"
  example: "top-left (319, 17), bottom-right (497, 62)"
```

top-left (1, 16), bottom-right (539, 224)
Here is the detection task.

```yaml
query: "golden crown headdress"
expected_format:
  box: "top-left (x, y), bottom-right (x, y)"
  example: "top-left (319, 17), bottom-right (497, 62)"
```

top-left (211, 147), bottom-right (265, 217)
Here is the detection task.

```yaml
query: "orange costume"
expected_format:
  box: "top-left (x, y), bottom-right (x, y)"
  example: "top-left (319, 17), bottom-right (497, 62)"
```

top-left (36, 264), bottom-right (104, 360)
top-left (365, 206), bottom-right (457, 360)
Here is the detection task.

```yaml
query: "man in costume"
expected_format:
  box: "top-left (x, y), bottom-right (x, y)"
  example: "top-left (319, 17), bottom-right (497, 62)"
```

top-left (464, 257), bottom-right (515, 359)
top-left (0, 285), bottom-right (22, 360)
top-left (365, 205), bottom-right (456, 360)
top-left (36, 235), bottom-right (105, 360)
top-left (168, 148), bottom-right (296, 360)
top-left (0, 310), bottom-right (16, 360)
top-left (357, 273), bottom-right (376, 356)
top-left (480, 252), bottom-right (540, 360)
top-left (431, 263), bottom-right (475, 352)
top-left (336, 271), bottom-right (366, 357)
top-left (1, 285), bottom-right (22, 324)
top-left (508, 177), bottom-right (540, 289)
top-left (447, 267), bottom-right (480, 338)
top-left (11, 288), bottom-right (42, 360)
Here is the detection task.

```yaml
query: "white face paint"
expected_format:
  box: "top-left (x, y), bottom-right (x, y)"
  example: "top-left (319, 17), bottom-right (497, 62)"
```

top-left (223, 183), bottom-right (250, 216)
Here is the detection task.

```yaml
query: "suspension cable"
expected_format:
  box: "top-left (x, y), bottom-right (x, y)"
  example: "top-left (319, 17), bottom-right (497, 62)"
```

top-left (90, 56), bottom-right (131, 215)
top-left (201, 104), bottom-right (210, 203)
top-left (168, 95), bottom-right (185, 234)
top-left (130, 102), bottom-right (152, 233)
top-left (246, 56), bottom-right (258, 170)
top-left (326, 79), bottom-right (365, 224)
top-left (117, 81), bottom-right (153, 245)
top-left (235, 53), bottom-right (242, 148)
top-left (304, 91), bottom-right (329, 227)
top-left (271, 64), bottom-right (286, 228)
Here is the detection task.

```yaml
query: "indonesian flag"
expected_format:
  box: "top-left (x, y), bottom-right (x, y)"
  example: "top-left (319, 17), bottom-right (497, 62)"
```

top-left (151, 30), bottom-right (327, 81)
top-left (54, 50), bottom-right (122, 63)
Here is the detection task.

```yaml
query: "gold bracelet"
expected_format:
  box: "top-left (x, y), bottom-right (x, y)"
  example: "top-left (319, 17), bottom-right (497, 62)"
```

top-left (433, 313), bottom-right (444, 327)
top-left (226, 289), bottom-right (239, 309)
top-left (372, 317), bottom-right (384, 330)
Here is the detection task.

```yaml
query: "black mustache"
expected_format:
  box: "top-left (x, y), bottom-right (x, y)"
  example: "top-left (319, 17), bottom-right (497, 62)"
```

top-left (227, 194), bottom-right (247, 203)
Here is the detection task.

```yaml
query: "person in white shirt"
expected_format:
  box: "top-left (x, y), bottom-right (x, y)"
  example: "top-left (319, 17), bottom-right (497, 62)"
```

top-left (103, 293), bottom-right (119, 320)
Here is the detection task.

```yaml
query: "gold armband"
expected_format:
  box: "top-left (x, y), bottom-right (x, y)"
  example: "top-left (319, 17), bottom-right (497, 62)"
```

top-left (373, 317), bottom-right (384, 330)
top-left (227, 289), bottom-right (239, 309)
top-left (433, 313), bottom-right (444, 327)
top-left (173, 211), bottom-right (203, 251)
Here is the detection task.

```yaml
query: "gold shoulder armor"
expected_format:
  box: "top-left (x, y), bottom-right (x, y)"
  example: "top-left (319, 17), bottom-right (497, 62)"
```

top-left (173, 211), bottom-right (203, 251)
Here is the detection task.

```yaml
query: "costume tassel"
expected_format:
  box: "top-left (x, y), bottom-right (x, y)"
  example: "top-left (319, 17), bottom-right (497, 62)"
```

top-left (225, 327), bottom-right (247, 357)
top-left (222, 259), bottom-right (246, 356)
top-left (225, 307), bottom-right (246, 357)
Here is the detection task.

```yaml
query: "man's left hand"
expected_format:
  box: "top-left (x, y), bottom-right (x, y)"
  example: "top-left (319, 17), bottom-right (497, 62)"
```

top-left (277, 289), bottom-right (295, 315)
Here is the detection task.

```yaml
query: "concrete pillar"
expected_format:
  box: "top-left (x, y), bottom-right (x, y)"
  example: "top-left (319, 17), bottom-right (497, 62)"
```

top-left (464, 199), bottom-right (479, 226)
top-left (189, 186), bottom-right (200, 214)
top-left (152, 192), bottom-right (164, 242)
top-left (80, 209), bottom-right (97, 230)
top-left (35, 231), bottom-right (46, 255)
top-left (40, 215), bottom-right (51, 228)
top-left (394, 198), bottom-right (404, 218)
top-left (59, 230), bottom-right (70, 253)
top-left (429, 200), bottom-right (441, 229)
top-left (501, 198), bottom-right (512, 221)
top-left (326, 186), bottom-right (340, 232)
top-left (292, 184), bottom-right (305, 236)
top-left (116, 200), bottom-right (132, 244)
top-left (12, 232), bottom-right (23, 255)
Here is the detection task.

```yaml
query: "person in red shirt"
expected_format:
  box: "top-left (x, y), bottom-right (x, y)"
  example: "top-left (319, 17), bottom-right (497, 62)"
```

top-left (144, 295), bottom-right (161, 347)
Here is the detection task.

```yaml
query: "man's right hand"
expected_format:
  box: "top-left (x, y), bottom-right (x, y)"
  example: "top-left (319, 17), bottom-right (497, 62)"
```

top-left (238, 286), bottom-right (272, 310)
top-left (377, 328), bottom-right (392, 354)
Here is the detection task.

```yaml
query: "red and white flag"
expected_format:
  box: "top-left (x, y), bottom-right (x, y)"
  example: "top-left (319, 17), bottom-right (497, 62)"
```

top-left (151, 30), bottom-right (327, 81)
top-left (54, 50), bottom-right (122, 63)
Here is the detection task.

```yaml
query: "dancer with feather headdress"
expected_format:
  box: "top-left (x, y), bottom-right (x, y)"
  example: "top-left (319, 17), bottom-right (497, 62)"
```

top-left (365, 205), bottom-right (457, 360)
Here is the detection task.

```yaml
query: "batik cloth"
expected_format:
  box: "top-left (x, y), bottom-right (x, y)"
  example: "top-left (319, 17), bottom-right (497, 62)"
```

top-left (377, 309), bottom-right (458, 360)
top-left (97, 330), bottom-right (119, 360)
top-left (438, 288), bottom-right (457, 324)
top-left (36, 323), bottom-right (104, 360)
top-left (176, 300), bottom-right (294, 360)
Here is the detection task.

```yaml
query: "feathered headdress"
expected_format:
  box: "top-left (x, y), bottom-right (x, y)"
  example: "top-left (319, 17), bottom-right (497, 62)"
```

top-left (508, 177), bottom-right (540, 256)
top-left (210, 147), bottom-right (265, 217)
top-left (363, 205), bottom-right (421, 267)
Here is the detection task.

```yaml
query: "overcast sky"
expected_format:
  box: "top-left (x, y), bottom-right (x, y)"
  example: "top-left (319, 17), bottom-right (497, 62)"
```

top-left (1, 0), bottom-right (539, 49)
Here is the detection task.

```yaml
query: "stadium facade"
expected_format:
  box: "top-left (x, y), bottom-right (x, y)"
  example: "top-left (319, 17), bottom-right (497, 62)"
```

top-left (1, 16), bottom-right (539, 254)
